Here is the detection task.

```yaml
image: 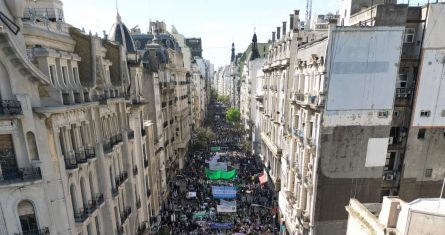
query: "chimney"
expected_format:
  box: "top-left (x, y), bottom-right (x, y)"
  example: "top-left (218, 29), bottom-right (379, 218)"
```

top-left (294, 10), bottom-right (300, 31)
top-left (277, 27), bottom-right (281, 40)
top-left (272, 32), bottom-right (276, 42)
top-left (282, 22), bottom-right (287, 36)
top-left (290, 14), bottom-right (295, 31)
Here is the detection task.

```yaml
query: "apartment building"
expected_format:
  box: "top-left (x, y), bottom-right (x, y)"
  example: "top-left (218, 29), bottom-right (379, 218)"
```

top-left (0, 0), bottom-right (213, 234)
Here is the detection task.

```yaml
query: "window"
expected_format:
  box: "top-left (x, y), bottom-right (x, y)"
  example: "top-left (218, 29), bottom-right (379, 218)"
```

top-left (18, 201), bottom-right (38, 234)
top-left (399, 81), bottom-right (407, 88)
top-left (404, 28), bottom-right (415, 43)
top-left (420, 111), bottom-right (431, 117)
top-left (62, 66), bottom-right (68, 85)
top-left (417, 128), bottom-right (426, 139)
top-left (49, 65), bottom-right (56, 85)
top-left (393, 111), bottom-right (399, 117)
top-left (425, 168), bottom-right (433, 178)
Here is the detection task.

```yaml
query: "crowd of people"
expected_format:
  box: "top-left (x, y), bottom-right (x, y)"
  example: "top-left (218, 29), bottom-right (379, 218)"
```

top-left (159, 101), bottom-right (279, 234)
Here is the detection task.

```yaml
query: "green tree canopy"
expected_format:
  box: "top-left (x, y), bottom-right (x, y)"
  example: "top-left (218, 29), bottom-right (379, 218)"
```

top-left (226, 107), bottom-right (241, 123)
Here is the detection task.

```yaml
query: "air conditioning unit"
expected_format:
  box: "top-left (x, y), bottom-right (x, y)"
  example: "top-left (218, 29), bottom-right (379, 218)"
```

top-left (385, 174), bottom-right (394, 181)
top-left (388, 137), bottom-right (394, 145)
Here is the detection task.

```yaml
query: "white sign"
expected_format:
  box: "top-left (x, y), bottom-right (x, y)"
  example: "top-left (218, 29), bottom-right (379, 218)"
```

top-left (217, 205), bottom-right (237, 213)
top-left (186, 192), bottom-right (197, 198)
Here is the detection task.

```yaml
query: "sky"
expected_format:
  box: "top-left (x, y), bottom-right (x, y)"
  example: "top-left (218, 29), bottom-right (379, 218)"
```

top-left (63, 0), bottom-right (432, 68)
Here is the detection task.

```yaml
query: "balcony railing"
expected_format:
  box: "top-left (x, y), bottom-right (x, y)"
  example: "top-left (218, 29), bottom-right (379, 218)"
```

top-left (74, 209), bottom-right (88, 223)
top-left (127, 130), bottom-right (135, 139)
top-left (103, 138), bottom-right (112, 153)
top-left (0, 167), bottom-right (42, 185)
top-left (64, 152), bottom-right (78, 170)
top-left (85, 148), bottom-right (96, 159)
top-left (115, 171), bottom-right (128, 188)
top-left (0, 100), bottom-right (22, 115)
top-left (112, 187), bottom-right (119, 197)
top-left (14, 227), bottom-right (50, 235)
top-left (111, 134), bottom-right (123, 146)
top-left (75, 150), bottom-right (87, 164)
top-left (120, 207), bottom-right (132, 224)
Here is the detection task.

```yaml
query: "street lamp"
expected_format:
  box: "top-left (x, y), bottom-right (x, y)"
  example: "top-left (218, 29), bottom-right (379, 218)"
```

top-left (251, 204), bottom-right (277, 234)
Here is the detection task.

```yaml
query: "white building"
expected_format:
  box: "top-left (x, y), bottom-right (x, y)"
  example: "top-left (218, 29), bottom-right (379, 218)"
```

top-left (346, 196), bottom-right (445, 235)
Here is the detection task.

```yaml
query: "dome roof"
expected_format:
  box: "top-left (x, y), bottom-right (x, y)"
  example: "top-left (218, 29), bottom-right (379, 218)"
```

top-left (109, 14), bottom-right (136, 52)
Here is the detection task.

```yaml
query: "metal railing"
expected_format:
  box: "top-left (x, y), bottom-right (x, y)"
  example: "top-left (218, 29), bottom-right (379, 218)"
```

top-left (64, 151), bottom-right (78, 170)
top-left (120, 207), bottom-right (132, 223)
top-left (85, 148), bottom-right (96, 159)
top-left (0, 167), bottom-right (42, 184)
top-left (115, 172), bottom-right (128, 187)
top-left (74, 209), bottom-right (88, 223)
top-left (75, 150), bottom-right (87, 164)
top-left (112, 187), bottom-right (119, 197)
top-left (14, 227), bottom-right (50, 235)
top-left (127, 130), bottom-right (135, 139)
top-left (103, 138), bottom-right (112, 153)
top-left (0, 100), bottom-right (22, 115)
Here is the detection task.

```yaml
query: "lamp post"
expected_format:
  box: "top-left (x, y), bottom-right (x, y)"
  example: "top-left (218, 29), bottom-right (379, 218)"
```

top-left (251, 204), bottom-right (278, 234)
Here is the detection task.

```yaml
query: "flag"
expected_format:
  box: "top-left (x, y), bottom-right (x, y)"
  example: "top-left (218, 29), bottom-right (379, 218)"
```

top-left (259, 171), bottom-right (268, 185)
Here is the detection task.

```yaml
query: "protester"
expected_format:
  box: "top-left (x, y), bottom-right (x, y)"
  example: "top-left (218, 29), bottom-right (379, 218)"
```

top-left (160, 99), bottom-right (279, 235)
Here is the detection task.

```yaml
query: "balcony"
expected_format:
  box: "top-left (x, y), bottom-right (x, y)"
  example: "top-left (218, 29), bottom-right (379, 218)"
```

top-left (115, 171), bottom-right (128, 188)
top-left (75, 150), bottom-right (87, 165)
top-left (85, 148), bottom-right (96, 160)
top-left (111, 134), bottom-right (123, 146)
top-left (144, 159), bottom-right (149, 168)
top-left (0, 167), bottom-right (42, 185)
top-left (112, 187), bottom-right (119, 197)
top-left (64, 152), bottom-right (78, 170)
top-left (0, 100), bottom-right (22, 115)
top-left (14, 227), bottom-right (50, 235)
top-left (127, 130), bottom-right (135, 139)
top-left (74, 209), bottom-right (88, 223)
top-left (120, 207), bottom-right (132, 224)
top-left (103, 138), bottom-right (113, 154)
top-left (133, 166), bottom-right (138, 176)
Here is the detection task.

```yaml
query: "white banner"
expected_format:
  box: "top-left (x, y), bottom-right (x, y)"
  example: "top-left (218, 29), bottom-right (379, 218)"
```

top-left (209, 162), bottom-right (228, 171)
top-left (220, 199), bottom-right (236, 207)
top-left (186, 192), bottom-right (197, 198)
top-left (217, 204), bottom-right (237, 213)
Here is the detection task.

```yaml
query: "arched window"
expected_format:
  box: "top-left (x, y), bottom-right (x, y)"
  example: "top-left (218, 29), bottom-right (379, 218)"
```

top-left (26, 132), bottom-right (39, 161)
top-left (18, 200), bottom-right (38, 233)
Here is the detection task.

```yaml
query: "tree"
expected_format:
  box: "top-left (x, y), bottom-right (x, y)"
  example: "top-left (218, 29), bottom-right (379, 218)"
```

top-left (191, 127), bottom-right (215, 150)
top-left (217, 95), bottom-right (230, 106)
top-left (226, 107), bottom-right (241, 123)
top-left (240, 140), bottom-right (252, 156)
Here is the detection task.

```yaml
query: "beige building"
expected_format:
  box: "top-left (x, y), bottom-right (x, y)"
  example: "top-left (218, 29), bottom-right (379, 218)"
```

top-left (0, 0), bottom-right (210, 234)
top-left (346, 197), bottom-right (445, 235)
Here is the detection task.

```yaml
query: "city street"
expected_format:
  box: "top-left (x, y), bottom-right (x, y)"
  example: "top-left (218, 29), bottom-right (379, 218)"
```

top-left (159, 99), bottom-right (280, 234)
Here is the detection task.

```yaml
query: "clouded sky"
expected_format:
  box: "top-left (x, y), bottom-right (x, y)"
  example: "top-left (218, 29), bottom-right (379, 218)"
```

top-left (63, 0), bottom-right (430, 68)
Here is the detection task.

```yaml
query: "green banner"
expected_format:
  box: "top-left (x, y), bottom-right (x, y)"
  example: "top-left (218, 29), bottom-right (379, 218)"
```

top-left (193, 211), bottom-right (208, 219)
top-left (205, 168), bottom-right (237, 180)
top-left (211, 146), bottom-right (221, 152)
